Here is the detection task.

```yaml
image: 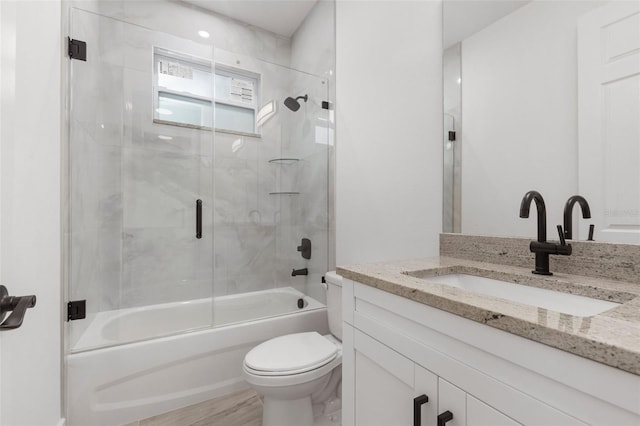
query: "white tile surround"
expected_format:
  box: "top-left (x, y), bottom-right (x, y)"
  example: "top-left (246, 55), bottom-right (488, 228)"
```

top-left (67, 1), bottom-right (335, 327)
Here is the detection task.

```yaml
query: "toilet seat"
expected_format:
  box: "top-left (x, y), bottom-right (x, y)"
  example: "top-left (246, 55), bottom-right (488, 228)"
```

top-left (244, 332), bottom-right (338, 376)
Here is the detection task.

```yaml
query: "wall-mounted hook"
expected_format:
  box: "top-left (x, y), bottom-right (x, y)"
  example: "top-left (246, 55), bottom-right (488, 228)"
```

top-left (0, 285), bottom-right (36, 330)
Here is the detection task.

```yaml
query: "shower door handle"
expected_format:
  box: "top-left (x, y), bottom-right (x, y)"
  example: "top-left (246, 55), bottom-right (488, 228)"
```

top-left (196, 199), bottom-right (202, 239)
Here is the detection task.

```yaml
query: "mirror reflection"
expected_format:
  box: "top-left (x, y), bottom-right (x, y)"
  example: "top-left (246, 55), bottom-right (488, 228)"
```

top-left (443, 0), bottom-right (640, 244)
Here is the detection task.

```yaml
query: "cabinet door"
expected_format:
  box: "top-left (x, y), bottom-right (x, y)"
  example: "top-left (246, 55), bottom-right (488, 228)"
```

top-left (415, 365), bottom-right (438, 426)
top-left (467, 395), bottom-right (520, 426)
top-left (467, 394), bottom-right (520, 426)
top-left (438, 378), bottom-right (466, 426)
top-left (354, 330), bottom-right (438, 426)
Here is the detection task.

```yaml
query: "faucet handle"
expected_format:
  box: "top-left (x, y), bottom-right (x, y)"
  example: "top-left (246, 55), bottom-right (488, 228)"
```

top-left (557, 225), bottom-right (567, 246)
top-left (588, 224), bottom-right (595, 241)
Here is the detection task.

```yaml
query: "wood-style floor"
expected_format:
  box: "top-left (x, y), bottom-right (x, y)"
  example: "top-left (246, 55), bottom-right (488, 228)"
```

top-left (125, 388), bottom-right (262, 426)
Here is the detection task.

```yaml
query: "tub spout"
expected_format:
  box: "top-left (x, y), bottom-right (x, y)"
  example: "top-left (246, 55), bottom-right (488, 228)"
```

top-left (292, 268), bottom-right (308, 277)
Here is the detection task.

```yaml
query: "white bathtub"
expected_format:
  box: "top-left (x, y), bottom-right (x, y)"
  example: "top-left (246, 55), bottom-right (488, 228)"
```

top-left (66, 287), bottom-right (328, 426)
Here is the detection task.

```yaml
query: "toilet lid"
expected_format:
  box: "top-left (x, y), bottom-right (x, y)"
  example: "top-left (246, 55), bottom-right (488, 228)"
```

top-left (245, 332), bottom-right (338, 374)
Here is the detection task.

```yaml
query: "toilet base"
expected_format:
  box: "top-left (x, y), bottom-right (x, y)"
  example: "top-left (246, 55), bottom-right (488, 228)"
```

top-left (263, 395), bottom-right (313, 426)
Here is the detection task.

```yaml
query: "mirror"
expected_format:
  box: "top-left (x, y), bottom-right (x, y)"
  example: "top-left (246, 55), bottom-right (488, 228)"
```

top-left (442, 0), bottom-right (640, 244)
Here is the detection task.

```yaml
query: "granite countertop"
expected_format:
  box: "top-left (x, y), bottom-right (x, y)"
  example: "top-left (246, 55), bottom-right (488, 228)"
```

top-left (336, 256), bottom-right (640, 376)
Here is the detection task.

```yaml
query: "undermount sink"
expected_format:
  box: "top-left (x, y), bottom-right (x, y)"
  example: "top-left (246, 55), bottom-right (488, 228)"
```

top-left (420, 273), bottom-right (620, 317)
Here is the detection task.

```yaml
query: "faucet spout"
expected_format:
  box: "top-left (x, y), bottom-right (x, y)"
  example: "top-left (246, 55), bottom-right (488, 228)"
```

top-left (519, 190), bottom-right (547, 242)
top-left (563, 195), bottom-right (591, 240)
top-left (519, 190), bottom-right (571, 275)
top-left (291, 268), bottom-right (308, 277)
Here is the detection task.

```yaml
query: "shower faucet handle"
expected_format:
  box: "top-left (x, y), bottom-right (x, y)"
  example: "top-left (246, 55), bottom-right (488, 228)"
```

top-left (297, 238), bottom-right (311, 259)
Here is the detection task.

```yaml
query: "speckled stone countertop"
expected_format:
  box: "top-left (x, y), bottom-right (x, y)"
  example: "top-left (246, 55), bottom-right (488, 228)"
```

top-left (336, 256), bottom-right (640, 376)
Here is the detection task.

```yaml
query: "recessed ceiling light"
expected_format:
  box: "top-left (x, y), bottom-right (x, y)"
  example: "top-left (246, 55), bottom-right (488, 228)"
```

top-left (198, 30), bottom-right (210, 39)
top-left (158, 135), bottom-right (173, 140)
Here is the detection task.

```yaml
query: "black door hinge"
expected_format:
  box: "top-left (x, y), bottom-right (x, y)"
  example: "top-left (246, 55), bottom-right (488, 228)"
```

top-left (448, 131), bottom-right (456, 141)
top-left (68, 37), bottom-right (87, 61)
top-left (67, 300), bottom-right (86, 321)
top-left (321, 101), bottom-right (332, 110)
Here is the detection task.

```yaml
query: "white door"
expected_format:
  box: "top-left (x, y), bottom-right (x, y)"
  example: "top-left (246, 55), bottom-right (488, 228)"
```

top-left (578, 1), bottom-right (640, 243)
top-left (0, 1), bottom-right (63, 425)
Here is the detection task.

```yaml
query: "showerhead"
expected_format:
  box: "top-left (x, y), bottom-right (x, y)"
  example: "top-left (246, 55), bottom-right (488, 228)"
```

top-left (284, 94), bottom-right (308, 112)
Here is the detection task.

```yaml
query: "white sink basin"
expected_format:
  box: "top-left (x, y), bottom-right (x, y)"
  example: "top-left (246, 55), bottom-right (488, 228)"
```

top-left (423, 274), bottom-right (619, 317)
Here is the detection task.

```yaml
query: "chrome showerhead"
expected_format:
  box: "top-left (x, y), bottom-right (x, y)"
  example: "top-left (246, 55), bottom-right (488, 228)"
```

top-left (284, 94), bottom-right (308, 112)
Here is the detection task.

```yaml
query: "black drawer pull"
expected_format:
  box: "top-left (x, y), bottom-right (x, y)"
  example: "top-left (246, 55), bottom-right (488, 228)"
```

top-left (196, 199), bottom-right (202, 239)
top-left (413, 394), bottom-right (429, 426)
top-left (437, 410), bottom-right (453, 426)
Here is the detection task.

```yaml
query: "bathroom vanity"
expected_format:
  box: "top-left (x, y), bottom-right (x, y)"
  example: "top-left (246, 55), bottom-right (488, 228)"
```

top-left (337, 249), bottom-right (640, 425)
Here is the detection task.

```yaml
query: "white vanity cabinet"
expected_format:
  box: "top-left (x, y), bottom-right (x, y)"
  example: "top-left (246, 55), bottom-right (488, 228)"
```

top-left (351, 327), bottom-right (521, 426)
top-left (341, 278), bottom-right (640, 426)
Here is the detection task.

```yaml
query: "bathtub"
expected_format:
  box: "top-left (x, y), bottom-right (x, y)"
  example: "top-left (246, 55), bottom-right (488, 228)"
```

top-left (66, 287), bottom-right (328, 426)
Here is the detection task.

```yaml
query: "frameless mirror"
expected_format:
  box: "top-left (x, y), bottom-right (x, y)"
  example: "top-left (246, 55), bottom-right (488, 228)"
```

top-left (442, 0), bottom-right (640, 244)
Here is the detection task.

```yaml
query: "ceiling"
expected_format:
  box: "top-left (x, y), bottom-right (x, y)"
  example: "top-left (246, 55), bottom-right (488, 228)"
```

top-left (181, 0), bottom-right (318, 37)
top-left (443, 0), bottom-right (531, 49)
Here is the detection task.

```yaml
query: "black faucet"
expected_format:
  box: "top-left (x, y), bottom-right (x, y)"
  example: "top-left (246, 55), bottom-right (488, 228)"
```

top-left (291, 268), bottom-right (308, 277)
top-left (563, 195), bottom-right (591, 240)
top-left (519, 190), bottom-right (571, 275)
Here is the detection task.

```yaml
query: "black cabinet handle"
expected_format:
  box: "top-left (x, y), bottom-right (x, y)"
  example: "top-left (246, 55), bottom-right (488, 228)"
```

top-left (413, 394), bottom-right (429, 426)
top-left (196, 199), bottom-right (202, 239)
top-left (437, 410), bottom-right (453, 426)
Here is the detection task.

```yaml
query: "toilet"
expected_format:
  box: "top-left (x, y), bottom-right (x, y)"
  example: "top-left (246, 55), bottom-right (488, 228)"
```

top-left (242, 272), bottom-right (343, 426)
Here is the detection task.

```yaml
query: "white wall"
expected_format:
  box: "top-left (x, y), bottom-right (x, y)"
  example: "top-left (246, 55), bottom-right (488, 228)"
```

top-left (0, 1), bottom-right (63, 425)
top-left (335, 0), bottom-right (443, 265)
top-left (460, 1), bottom-right (603, 240)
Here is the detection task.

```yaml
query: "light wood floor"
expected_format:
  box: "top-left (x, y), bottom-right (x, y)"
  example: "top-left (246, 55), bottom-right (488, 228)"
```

top-left (126, 388), bottom-right (262, 426)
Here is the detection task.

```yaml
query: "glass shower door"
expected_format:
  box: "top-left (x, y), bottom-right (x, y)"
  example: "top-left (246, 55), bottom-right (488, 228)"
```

top-left (211, 48), bottom-right (331, 322)
top-left (68, 9), bottom-right (214, 351)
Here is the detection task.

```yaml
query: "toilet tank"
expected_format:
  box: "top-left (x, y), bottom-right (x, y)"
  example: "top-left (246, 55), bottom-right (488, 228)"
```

top-left (325, 271), bottom-right (343, 341)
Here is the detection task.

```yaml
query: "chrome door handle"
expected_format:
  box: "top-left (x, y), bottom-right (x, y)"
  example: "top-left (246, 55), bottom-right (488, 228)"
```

top-left (0, 285), bottom-right (36, 330)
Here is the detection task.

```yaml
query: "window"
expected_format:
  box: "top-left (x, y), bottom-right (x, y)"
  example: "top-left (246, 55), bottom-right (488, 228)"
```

top-left (153, 48), bottom-right (260, 135)
top-left (153, 48), bottom-right (213, 129)
top-left (214, 66), bottom-right (259, 135)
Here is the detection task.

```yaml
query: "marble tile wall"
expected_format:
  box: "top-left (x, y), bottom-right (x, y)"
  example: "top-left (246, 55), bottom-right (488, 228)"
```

top-left (70, 0), bottom-right (292, 67)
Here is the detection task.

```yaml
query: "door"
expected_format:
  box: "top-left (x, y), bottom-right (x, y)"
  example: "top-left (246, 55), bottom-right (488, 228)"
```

top-left (1, 0), bottom-right (63, 424)
top-left (68, 9), bottom-right (215, 352)
top-left (578, 1), bottom-right (640, 243)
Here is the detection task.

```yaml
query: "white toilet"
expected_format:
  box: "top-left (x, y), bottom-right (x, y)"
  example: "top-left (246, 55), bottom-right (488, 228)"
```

top-left (242, 272), bottom-right (343, 426)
